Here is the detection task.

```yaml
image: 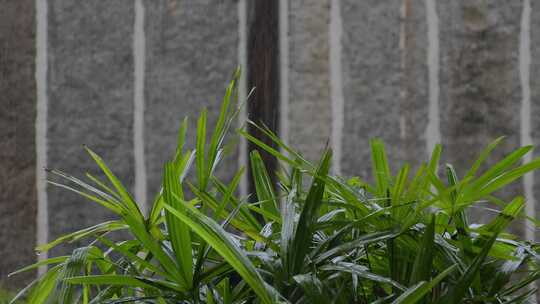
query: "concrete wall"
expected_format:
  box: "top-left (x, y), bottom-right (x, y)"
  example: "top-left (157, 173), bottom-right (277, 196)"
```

top-left (439, 1), bottom-right (524, 235)
top-left (47, 0), bottom-right (136, 257)
top-left (144, 1), bottom-right (239, 201)
top-left (1, 0), bottom-right (539, 291)
top-left (0, 0), bottom-right (37, 288)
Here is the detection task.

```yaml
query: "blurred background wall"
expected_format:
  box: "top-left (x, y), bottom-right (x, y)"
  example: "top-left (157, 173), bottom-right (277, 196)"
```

top-left (2, 0), bottom-right (540, 290)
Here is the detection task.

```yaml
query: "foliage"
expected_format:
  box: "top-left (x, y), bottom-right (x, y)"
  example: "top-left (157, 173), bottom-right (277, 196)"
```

top-left (0, 287), bottom-right (24, 304)
top-left (10, 72), bottom-right (540, 303)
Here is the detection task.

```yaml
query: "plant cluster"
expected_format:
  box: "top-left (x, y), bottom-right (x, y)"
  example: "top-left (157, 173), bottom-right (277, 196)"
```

top-left (10, 74), bottom-right (540, 303)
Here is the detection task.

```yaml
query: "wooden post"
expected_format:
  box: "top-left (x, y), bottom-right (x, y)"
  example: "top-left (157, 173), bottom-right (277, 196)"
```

top-left (246, 0), bottom-right (280, 192)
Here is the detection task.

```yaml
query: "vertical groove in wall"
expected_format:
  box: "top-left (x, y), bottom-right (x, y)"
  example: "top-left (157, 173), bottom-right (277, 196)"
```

top-left (520, 0), bottom-right (535, 242)
top-left (330, 0), bottom-right (344, 175)
top-left (238, 0), bottom-right (248, 197)
top-left (425, 0), bottom-right (440, 153)
top-left (279, 0), bottom-right (289, 148)
top-left (35, 0), bottom-right (48, 276)
top-left (134, 0), bottom-right (147, 213)
top-left (526, 2), bottom-right (540, 301)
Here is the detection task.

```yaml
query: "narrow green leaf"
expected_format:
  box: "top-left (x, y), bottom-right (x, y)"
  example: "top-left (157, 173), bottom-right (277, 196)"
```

top-left (96, 237), bottom-right (171, 280)
top-left (121, 214), bottom-right (186, 288)
top-left (488, 246), bottom-right (527, 296)
top-left (65, 275), bottom-right (157, 290)
top-left (463, 136), bottom-right (504, 180)
top-left (8, 256), bottom-right (69, 277)
top-left (499, 271), bottom-right (540, 297)
top-left (462, 146), bottom-right (534, 201)
top-left (293, 274), bottom-right (327, 304)
top-left (163, 203), bottom-right (277, 304)
top-left (315, 230), bottom-right (398, 263)
top-left (446, 165), bottom-right (472, 256)
top-left (46, 181), bottom-right (124, 216)
top-left (391, 164), bottom-right (409, 209)
top-left (291, 149), bottom-right (332, 274)
top-left (473, 158), bottom-right (540, 200)
top-left (245, 120), bottom-right (312, 169)
top-left (57, 247), bottom-right (92, 303)
top-left (174, 117), bottom-right (189, 162)
top-left (321, 262), bottom-right (406, 291)
top-left (36, 220), bottom-right (126, 253)
top-left (207, 81), bottom-right (234, 178)
top-left (163, 162), bottom-right (193, 288)
top-left (370, 139), bottom-right (391, 197)
top-left (250, 150), bottom-right (279, 219)
top-left (212, 177), bottom-right (261, 231)
top-left (409, 215), bottom-right (436, 285)
top-left (239, 129), bottom-right (299, 168)
top-left (505, 288), bottom-right (538, 304)
top-left (428, 144), bottom-right (442, 176)
top-left (281, 184), bottom-right (296, 278)
top-left (84, 147), bottom-right (143, 221)
top-left (196, 108), bottom-right (208, 190)
top-left (480, 197), bottom-right (525, 238)
top-left (24, 265), bottom-right (62, 304)
top-left (440, 231), bottom-right (505, 303)
top-left (394, 265), bottom-right (457, 304)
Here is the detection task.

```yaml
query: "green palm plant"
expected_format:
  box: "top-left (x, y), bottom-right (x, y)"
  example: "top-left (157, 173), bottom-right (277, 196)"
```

top-left (10, 72), bottom-right (540, 303)
top-left (239, 125), bottom-right (540, 303)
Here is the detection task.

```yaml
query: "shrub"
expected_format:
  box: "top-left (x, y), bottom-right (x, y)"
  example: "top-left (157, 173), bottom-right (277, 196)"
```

top-left (11, 73), bottom-right (540, 303)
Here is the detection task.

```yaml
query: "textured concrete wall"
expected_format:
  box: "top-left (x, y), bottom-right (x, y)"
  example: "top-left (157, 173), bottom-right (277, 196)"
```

top-left (340, 1), bottom-right (402, 179)
top-left (522, 1), bottom-right (540, 293)
top-left (144, 0), bottom-right (239, 198)
top-left (0, 0), bottom-right (37, 289)
top-left (47, 0), bottom-right (135, 256)
top-left (438, 1), bottom-right (523, 232)
top-left (340, 1), bottom-right (429, 180)
top-left (399, 1), bottom-right (429, 167)
top-left (287, 0), bottom-right (332, 163)
top-left (531, 0), bottom-right (540, 242)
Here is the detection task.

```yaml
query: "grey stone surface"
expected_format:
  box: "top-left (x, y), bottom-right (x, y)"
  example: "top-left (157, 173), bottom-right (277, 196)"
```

top-left (531, 0), bottom-right (540, 243)
top-left (341, 1), bottom-right (428, 180)
top-left (438, 1), bottom-right (523, 232)
top-left (288, 0), bottom-right (332, 163)
top-left (47, 0), bottom-right (135, 256)
top-left (0, 0), bottom-right (37, 289)
top-left (144, 1), bottom-right (240, 198)
top-left (341, 1), bottom-right (401, 180)
top-left (399, 1), bottom-right (429, 167)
